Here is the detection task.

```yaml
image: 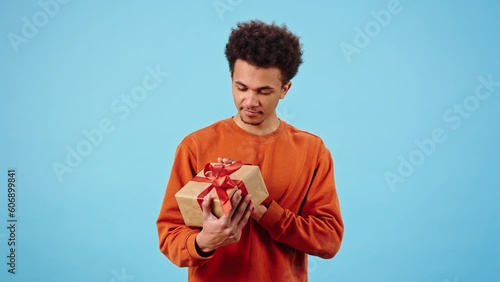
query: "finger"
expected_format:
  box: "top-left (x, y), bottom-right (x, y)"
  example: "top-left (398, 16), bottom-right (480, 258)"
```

top-left (223, 189), bottom-right (242, 219)
top-left (217, 157), bottom-right (231, 164)
top-left (250, 205), bottom-right (266, 221)
top-left (237, 199), bottom-right (253, 230)
top-left (221, 189), bottom-right (242, 220)
top-left (231, 194), bottom-right (252, 224)
top-left (201, 196), bottom-right (216, 220)
top-left (220, 157), bottom-right (235, 164)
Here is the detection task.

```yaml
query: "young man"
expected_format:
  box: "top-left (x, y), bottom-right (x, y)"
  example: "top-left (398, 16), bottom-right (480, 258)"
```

top-left (157, 20), bottom-right (344, 281)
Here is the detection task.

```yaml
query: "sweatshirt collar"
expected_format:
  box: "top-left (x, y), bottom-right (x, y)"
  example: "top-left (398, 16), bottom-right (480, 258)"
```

top-left (226, 117), bottom-right (287, 142)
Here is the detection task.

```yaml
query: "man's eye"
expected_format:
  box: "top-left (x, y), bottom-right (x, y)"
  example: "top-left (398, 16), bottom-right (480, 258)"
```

top-left (237, 87), bottom-right (247, 91)
top-left (259, 91), bottom-right (272, 95)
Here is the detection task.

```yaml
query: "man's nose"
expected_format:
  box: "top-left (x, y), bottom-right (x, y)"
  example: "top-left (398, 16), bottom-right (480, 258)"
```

top-left (243, 92), bottom-right (259, 107)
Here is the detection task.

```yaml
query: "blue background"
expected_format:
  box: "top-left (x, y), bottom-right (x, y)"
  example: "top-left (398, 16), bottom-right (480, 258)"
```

top-left (1, 0), bottom-right (499, 281)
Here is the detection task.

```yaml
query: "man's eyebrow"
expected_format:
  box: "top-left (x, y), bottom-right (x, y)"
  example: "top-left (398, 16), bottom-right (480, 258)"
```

top-left (234, 81), bottom-right (247, 87)
top-left (234, 81), bottom-right (274, 90)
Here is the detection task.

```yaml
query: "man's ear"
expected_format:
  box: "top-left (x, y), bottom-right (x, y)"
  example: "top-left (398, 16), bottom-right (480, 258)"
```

top-left (280, 81), bottom-right (292, 99)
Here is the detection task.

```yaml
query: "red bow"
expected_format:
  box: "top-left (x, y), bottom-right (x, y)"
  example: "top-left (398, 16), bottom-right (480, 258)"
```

top-left (193, 161), bottom-right (249, 215)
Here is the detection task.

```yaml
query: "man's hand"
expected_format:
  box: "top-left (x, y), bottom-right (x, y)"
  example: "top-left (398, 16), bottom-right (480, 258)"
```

top-left (251, 204), bottom-right (267, 221)
top-left (195, 189), bottom-right (254, 253)
top-left (217, 157), bottom-right (268, 222)
top-left (217, 157), bottom-right (235, 165)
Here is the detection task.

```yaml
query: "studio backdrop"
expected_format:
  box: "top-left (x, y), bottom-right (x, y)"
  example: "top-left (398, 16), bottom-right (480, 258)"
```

top-left (1, 0), bottom-right (499, 281)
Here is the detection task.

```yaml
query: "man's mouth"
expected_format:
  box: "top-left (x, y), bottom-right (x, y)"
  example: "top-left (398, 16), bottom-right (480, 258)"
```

top-left (242, 109), bottom-right (260, 117)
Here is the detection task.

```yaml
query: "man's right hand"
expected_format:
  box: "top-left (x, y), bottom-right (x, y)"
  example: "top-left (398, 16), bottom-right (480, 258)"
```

top-left (195, 189), bottom-right (254, 254)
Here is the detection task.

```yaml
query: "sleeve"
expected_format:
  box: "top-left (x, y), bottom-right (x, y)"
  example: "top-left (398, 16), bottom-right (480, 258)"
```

top-left (156, 142), bottom-right (214, 267)
top-left (256, 146), bottom-right (344, 259)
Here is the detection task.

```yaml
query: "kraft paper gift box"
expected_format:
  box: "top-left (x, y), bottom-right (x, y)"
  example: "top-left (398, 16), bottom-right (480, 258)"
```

top-left (175, 161), bottom-right (269, 227)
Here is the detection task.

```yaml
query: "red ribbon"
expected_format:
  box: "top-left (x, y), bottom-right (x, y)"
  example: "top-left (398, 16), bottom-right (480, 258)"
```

top-left (193, 161), bottom-right (249, 215)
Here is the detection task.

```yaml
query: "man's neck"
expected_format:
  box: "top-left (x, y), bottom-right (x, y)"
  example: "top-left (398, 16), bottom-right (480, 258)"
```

top-left (233, 114), bottom-right (281, 136)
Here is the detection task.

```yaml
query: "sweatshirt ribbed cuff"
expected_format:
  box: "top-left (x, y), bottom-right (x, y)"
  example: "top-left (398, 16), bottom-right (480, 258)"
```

top-left (186, 232), bottom-right (214, 262)
top-left (257, 200), bottom-right (285, 237)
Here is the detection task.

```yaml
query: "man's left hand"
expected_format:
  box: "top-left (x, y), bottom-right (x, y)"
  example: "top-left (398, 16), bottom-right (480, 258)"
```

top-left (251, 205), bottom-right (267, 221)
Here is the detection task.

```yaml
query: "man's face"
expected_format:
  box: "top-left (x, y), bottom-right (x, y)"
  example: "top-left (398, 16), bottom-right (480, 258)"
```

top-left (231, 59), bottom-right (291, 128)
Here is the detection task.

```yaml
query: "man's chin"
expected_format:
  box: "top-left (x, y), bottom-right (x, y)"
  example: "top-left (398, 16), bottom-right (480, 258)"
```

top-left (239, 115), bottom-right (263, 126)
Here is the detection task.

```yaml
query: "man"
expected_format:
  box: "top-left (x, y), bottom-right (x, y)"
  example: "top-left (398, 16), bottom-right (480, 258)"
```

top-left (157, 20), bottom-right (344, 281)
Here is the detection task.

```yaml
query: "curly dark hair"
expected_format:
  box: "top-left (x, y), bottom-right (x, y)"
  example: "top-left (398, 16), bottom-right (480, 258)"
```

top-left (224, 20), bottom-right (303, 84)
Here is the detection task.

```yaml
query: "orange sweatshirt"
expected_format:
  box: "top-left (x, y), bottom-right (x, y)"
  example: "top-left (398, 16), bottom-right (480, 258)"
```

top-left (156, 117), bottom-right (344, 281)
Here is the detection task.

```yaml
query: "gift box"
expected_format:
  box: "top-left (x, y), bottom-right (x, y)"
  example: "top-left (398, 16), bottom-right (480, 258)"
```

top-left (175, 161), bottom-right (269, 227)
